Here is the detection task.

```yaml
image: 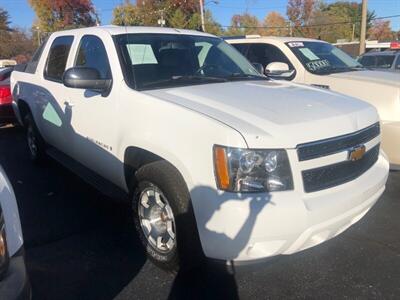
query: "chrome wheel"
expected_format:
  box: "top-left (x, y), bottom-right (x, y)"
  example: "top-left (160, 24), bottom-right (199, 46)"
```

top-left (138, 187), bottom-right (176, 254)
top-left (27, 125), bottom-right (38, 157)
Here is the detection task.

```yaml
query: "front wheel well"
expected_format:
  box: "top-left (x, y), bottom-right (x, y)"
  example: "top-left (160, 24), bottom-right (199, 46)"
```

top-left (124, 147), bottom-right (164, 192)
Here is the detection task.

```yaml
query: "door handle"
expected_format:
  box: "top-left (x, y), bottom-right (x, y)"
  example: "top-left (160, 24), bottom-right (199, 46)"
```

top-left (64, 100), bottom-right (75, 107)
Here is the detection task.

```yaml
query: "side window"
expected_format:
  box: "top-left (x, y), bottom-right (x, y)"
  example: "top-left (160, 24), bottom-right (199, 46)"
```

top-left (44, 36), bottom-right (74, 82)
top-left (359, 55), bottom-right (376, 67)
top-left (376, 55), bottom-right (395, 69)
top-left (231, 43), bottom-right (250, 56)
top-left (247, 43), bottom-right (292, 69)
top-left (395, 56), bottom-right (400, 70)
top-left (75, 35), bottom-right (111, 79)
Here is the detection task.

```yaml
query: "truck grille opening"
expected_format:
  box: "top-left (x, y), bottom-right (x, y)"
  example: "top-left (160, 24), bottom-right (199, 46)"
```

top-left (298, 123), bottom-right (380, 193)
top-left (297, 123), bottom-right (380, 161)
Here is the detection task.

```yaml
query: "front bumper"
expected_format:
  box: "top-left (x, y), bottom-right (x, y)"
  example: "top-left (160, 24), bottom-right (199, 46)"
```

top-left (0, 248), bottom-right (31, 300)
top-left (381, 121), bottom-right (400, 169)
top-left (192, 153), bottom-right (389, 263)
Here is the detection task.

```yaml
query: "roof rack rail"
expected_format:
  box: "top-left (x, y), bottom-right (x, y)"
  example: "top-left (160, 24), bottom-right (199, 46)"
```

top-left (221, 34), bottom-right (261, 40)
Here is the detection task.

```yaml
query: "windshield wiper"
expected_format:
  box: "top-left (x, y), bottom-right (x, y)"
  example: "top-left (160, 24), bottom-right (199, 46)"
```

top-left (227, 73), bottom-right (268, 81)
top-left (140, 75), bottom-right (228, 89)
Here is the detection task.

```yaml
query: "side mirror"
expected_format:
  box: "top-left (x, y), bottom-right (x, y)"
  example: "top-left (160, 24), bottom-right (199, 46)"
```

top-left (265, 62), bottom-right (295, 79)
top-left (63, 67), bottom-right (112, 95)
top-left (252, 62), bottom-right (264, 75)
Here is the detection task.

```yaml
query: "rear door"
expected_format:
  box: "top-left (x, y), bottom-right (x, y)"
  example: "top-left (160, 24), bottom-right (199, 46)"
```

top-left (36, 35), bottom-right (76, 156)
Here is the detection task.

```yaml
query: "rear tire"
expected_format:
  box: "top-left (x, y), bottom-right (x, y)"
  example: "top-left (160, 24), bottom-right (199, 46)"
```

top-left (24, 114), bottom-right (46, 163)
top-left (132, 161), bottom-right (203, 272)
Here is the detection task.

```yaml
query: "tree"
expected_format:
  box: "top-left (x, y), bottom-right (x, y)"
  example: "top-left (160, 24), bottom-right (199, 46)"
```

top-left (317, 1), bottom-right (376, 42)
top-left (112, 0), bottom-right (221, 33)
top-left (368, 20), bottom-right (394, 41)
top-left (112, 1), bottom-right (142, 26)
top-left (28, 0), bottom-right (98, 32)
top-left (287, 0), bottom-right (315, 37)
top-left (263, 11), bottom-right (288, 36)
top-left (0, 7), bottom-right (11, 31)
top-left (226, 13), bottom-right (260, 36)
top-left (204, 10), bottom-right (223, 36)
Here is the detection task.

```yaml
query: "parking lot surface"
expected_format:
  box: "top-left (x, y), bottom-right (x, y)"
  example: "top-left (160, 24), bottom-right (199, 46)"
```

top-left (0, 125), bottom-right (399, 300)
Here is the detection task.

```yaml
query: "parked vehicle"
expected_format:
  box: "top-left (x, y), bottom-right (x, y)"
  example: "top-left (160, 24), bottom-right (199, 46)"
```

top-left (0, 165), bottom-right (31, 299)
top-left (11, 26), bottom-right (389, 271)
top-left (226, 36), bottom-right (400, 169)
top-left (0, 60), bottom-right (17, 69)
top-left (358, 50), bottom-right (400, 72)
top-left (0, 67), bottom-right (16, 125)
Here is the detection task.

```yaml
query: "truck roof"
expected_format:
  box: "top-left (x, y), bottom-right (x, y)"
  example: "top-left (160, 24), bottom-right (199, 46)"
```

top-left (50, 25), bottom-right (216, 38)
top-left (225, 35), bottom-right (325, 44)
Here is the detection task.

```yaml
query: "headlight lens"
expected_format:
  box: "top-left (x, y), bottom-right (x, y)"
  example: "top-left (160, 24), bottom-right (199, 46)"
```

top-left (214, 145), bottom-right (293, 192)
top-left (0, 211), bottom-right (9, 280)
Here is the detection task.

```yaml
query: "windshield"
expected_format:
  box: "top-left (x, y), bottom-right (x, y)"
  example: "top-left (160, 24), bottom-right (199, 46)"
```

top-left (114, 34), bottom-right (265, 90)
top-left (286, 41), bottom-right (363, 75)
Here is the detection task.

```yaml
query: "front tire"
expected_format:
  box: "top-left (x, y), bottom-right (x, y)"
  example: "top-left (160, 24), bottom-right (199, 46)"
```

top-left (132, 161), bottom-right (203, 272)
top-left (24, 114), bottom-right (46, 163)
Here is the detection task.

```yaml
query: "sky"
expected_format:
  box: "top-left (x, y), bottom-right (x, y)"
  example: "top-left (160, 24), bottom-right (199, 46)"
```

top-left (2, 0), bottom-right (400, 31)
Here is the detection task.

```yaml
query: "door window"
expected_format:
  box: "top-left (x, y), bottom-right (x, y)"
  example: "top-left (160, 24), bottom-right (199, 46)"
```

top-left (75, 35), bottom-right (111, 79)
top-left (231, 43), bottom-right (250, 56)
top-left (375, 55), bottom-right (395, 69)
top-left (247, 43), bottom-right (292, 69)
top-left (44, 36), bottom-right (74, 82)
top-left (359, 55), bottom-right (376, 67)
top-left (395, 56), bottom-right (400, 70)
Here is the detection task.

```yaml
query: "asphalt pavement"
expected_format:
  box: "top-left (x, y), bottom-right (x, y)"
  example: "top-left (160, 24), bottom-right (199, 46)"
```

top-left (0, 125), bottom-right (399, 300)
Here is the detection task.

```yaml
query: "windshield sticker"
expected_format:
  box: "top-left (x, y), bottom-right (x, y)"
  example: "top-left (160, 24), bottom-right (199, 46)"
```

top-left (306, 59), bottom-right (331, 71)
top-left (288, 42), bottom-right (304, 47)
top-left (299, 48), bottom-right (320, 60)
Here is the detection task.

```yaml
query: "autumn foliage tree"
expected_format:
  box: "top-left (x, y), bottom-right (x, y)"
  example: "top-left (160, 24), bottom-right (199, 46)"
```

top-left (112, 0), bottom-right (221, 33)
top-left (263, 11), bottom-right (288, 36)
top-left (287, 0), bottom-right (315, 36)
top-left (29, 0), bottom-right (98, 32)
top-left (368, 20), bottom-right (394, 41)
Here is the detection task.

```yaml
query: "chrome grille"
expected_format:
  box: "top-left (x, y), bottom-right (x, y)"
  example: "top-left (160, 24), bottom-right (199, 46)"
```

top-left (302, 144), bottom-right (380, 193)
top-left (298, 123), bottom-right (380, 193)
top-left (297, 123), bottom-right (380, 161)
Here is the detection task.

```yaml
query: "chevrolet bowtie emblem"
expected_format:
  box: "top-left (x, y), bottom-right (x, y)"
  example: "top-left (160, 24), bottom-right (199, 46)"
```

top-left (348, 145), bottom-right (366, 161)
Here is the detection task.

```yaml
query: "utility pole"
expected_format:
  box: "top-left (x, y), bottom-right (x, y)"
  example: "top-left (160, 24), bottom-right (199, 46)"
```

top-left (199, 0), bottom-right (205, 32)
top-left (359, 0), bottom-right (367, 55)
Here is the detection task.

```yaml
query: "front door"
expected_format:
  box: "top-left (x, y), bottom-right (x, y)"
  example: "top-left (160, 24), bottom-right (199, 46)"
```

top-left (66, 34), bottom-right (120, 184)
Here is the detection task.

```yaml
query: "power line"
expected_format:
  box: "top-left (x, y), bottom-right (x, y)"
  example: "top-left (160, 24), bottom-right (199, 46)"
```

top-left (220, 14), bottom-right (400, 29)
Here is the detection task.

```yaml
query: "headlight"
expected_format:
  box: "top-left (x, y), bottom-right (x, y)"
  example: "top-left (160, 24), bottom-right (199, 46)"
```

top-left (0, 210), bottom-right (9, 280)
top-left (213, 145), bottom-right (293, 192)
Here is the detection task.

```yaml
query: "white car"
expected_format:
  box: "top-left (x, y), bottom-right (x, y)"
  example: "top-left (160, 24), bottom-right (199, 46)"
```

top-left (11, 26), bottom-right (389, 271)
top-left (226, 36), bottom-right (400, 169)
top-left (0, 166), bottom-right (30, 299)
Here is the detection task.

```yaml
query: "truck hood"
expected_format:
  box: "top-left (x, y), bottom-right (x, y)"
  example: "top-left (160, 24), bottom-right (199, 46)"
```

top-left (328, 70), bottom-right (400, 87)
top-left (144, 80), bottom-right (378, 148)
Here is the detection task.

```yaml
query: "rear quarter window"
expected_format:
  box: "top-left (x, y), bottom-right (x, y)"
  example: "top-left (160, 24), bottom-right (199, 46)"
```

top-left (44, 36), bottom-right (74, 82)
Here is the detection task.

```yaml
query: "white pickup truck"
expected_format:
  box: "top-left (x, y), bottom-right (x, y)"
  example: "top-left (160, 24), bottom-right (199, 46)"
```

top-left (11, 26), bottom-right (389, 271)
top-left (227, 36), bottom-right (400, 169)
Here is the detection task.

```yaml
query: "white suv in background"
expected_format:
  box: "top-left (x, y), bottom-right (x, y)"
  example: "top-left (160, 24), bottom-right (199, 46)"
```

top-left (0, 166), bottom-right (30, 299)
top-left (227, 36), bottom-right (400, 169)
top-left (11, 26), bottom-right (389, 271)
